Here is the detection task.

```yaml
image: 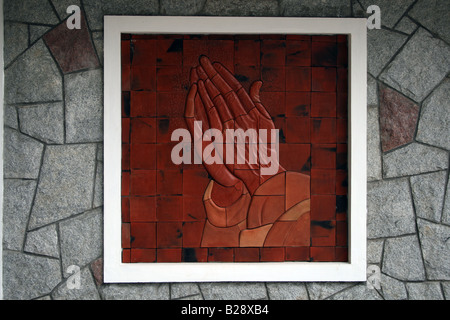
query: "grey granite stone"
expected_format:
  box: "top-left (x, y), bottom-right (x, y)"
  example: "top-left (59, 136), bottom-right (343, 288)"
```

top-left (4, 127), bottom-right (44, 179)
top-left (266, 283), bottom-right (308, 300)
top-left (409, 0), bottom-right (450, 44)
top-left (59, 208), bottom-right (103, 275)
top-left (416, 79), bottom-right (450, 150)
top-left (199, 283), bottom-right (267, 300)
top-left (3, 250), bottom-right (61, 300)
top-left (406, 282), bottom-right (444, 300)
top-left (367, 239), bottom-right (384, 264)
top-left (4, 22), bottom-right (29, 67)
top-left (51, 0), bottom-right (81, 20)
top-left (306, 282), bottom-right (353, 300)
top-left (443, 282), bottom-right (450, 300)
top-left (359, 0), bottom-right (415, 28)
top-left (18, 102), bottom-right (65, 144)
top-left (367, 178), bottom-right (416, 238)
top-left (161, 0), bottom-right (206, 15)
top-left (352, 0), bottom-right (365, 18)
top-left (444, 179), bottom-right (450, 225)
top-left (383, 143), bottom-right (448, 178)
top-left (29, 144), bottom-right (97, 229)
top-left (382, 235), bottom-right (426, 281)
top-left (24, 224), bottom-right (59, 258)
top-left (395, 17), bottom-right (418, 35)
top-left (204, 0), bottom-right (278, 16)
top-left (82, 0), bottom-right (104, 30)
top-left (171, 283), bottom-right (202, 300)
top-left (93, 161), bottom-right (103, 208)
top-left (367, 28), bottom-right (408, 77)
top-left (92, 32), bottom-right (104, 66)
top-left (3, 179), bottom-right (37, 251)
top-left (29, 25), bottom-right (52, 43)
top-left (5, 40), bottom-right (63, 104)
top-left (379, 28), bottom-right (450, 102)
top-left (410, 171), bottom-right (447, 222)
top-left (328, 284), bottom-right (383, 300)
top-left (380, 274), bottom-right (408, 300)
top-left (52, 267), bottom-right (101, 300)
top-left (281, 0), bottom-right (350, 17)
top-left (4, 105), bottom-right (18, 129)
top-left (97, 143), bottom-right (104, 162)
top-left (100, 283), bottom-right (170, 300)
top-left (4, 0), bottom-right (59, 24)
top-left (367, 107), bottom-right (382, 181)
top-left (367, 74), bottom-right (378, 107)
top-left (65, 69), bottom-right (103, 143)
top-left (102, 0), bottom-right (159, 16)
top-left (417, 219), bottom-right (450, 280)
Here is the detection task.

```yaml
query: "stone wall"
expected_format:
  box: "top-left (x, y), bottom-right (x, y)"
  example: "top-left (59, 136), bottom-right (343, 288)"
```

top-left (3, 0), bottom-right (449, 300)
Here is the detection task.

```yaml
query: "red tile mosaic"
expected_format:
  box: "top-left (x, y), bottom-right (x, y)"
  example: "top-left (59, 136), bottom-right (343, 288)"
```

top-left (121, 34), bottom-right (349, 263)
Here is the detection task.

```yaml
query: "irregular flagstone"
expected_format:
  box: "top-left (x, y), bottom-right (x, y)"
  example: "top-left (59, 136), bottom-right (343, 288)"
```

top-left (266, 283), bottom-right (308, 300)
top-left (82, 0), bottom-right (104, 30)
top-left (5, 40), bottom-right (63, 104)
top-left (327, 284), bottom-right (382, 300)
top-left (379, 85), bottom-right (419, 152)
top-left (4, 22), bottom-right (29, 67)
top-left (444, 180), bottom-right (450, 225)
top-left (4, 127), bottom-right (44, 179)
top-left (4, 105), bottom-right (18, 129)
top-left (44, 13), bottom-right (99, 74)
top-left (395, 17), bottom-right (418, 35)
top-left (3, 250), bottom-right (61, 300)
top-left (281, 0), bottom-right (351, 17)
top-left (367, 28), bottom-right (408, 77)
top-left (204, 0), bottom-right (279, 16)
top-left (90, 258), bottom-right (103, 286)
top-left (306, 282), bottom-right (353, 300)
top-left (367, 74), bottom-right (378, 107)
top-left (367, 107), bottom-right (382, 181)
top-left (65, 69), bottom-right (103, 143)
top-left (359, 0), bottom-right (415, 28)
top-left (417, 219), bottom-right (450, 280)
top-left (93, 161), bottom-right (103, 208)
top-left (367, 239), bottom-right (384, 264)
top-left (416, 79), bottom-right (450, 150)
top-left (410, 171), bottom-right (447, 222)
top-left (59, 208), bottom-right (103, 275)
top-left (4, 0), bottom-right (59, 25)
top-left (380, 274), bottom-right (407, 300)
top-left (171, 283), bottom-right (202, 300)
top-left (51, 0), bottom-right (81, 20)
top-left (29, 144), bottom-right (97, 229)
top-left (367, 178), bottom-right (415, 238)
top-left (3, 179), bottom-right (37, 251)
top-left (382, 235), bottom-right (426, 281)
top-left (29, 25), bottom-right (52, 43)
top-left (199, 283), bottom-right (267, 300)
top-left (379, 28), bottom-right (450, 102)
top-left (409, 0), bottom-right (450, 44)
top-left (18, 102), bottom-right (65, 144)
top-left (100, 283), bottom-right (170, 300)
top-left (160, 0), bottom-right (206, 15)
top-left (52, 266), bottom-right (100, 300)
top-left (406, 282), bottom-right (444, 300)
top-left (383, 143), bottom-right (448, 178)
top-left (24, 224), bottom-right (59, 258)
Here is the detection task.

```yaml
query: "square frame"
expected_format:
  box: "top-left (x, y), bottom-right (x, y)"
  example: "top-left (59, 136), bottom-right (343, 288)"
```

top-left (104, 16), bottom-right (367, 283)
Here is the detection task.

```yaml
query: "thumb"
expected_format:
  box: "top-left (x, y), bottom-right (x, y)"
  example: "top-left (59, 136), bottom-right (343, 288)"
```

top-left (249, 81), bottom-right (271, 119)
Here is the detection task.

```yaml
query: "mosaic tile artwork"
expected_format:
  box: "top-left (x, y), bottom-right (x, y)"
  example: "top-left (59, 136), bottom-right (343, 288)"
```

top-left (121, 34), bottom-right (348, 263)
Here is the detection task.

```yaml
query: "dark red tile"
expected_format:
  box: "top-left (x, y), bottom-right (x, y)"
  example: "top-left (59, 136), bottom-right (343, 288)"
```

top-left (157, 39), bottom-right (183, 66)
top-left (122, 118), bottom-right (130, 143)
top-left (286, 67), bottom-right (311, 92)
top-left (122, 144), bottom-right (130, 170)
top-left (131, 39), bottom-right (157, 66)
top-left (337, 42), bottom-right (348, 68)
top-left (122, 65), bottom-right (131, 91)
top-left (130, 196), bottom-right (157, 222)
top-left (130, 144), bottom-right (156, 170)
top-left (311, 220), bottom-right (336, 246)
top-left (122, 172), bottom-right (130, 196)
top-left (130, 222), bottom-right (156, 248)
top-left (208, 40), bottom-right (235, 72)
top-left (336, 144), bottom-right (348, 170)
top-left (183, 196), bottom-right (206, 221)
top-left (182, 221), bottom-right (206, 247)
top-left (285, 92), bottom-right (310, 117)
top-left (311, 92), bottom-right (337, 117)
top-left (157, 222), bottom-right (183, 248)
top-left (130, 170), bottom-right (157, 196)
top-left (286, 40), bottom-right (311, 66)
top-left (336, 170), bottom-right (348, 195)
top-left (130, 91), bottom-right (156, 117)
top-left (156, 143), bottom-right (181, 170)
top-left (336, 221), bottom-right (348, 246)
top-left (122, 223), bottom-right (131, 248)
top-left (234, 65), bottom-right (261, 92)
top-left (285, 247), bottom-right (310, 261)
top-left (157, 91), bottom-right (187, 117)
top-left (279, 144), bottom-right (310, 173)
top-left (312, 67), bottom-right (336, 92)
top-left (122, 197), bottom-right (130, 223)
top-left (183, 169), bottom-right (211, 196)
top-left (259, 92), bottom-right (285, 117)
top-left (157, 249), bottom-right (182, 262)
top-left (130, 118), bottom-right (156, 144)
top-left (208, 248), bottom-right (234, 262)
top-left (156, 196), bottom-right (183, 221)
top-left (311, 169), bottom-right (336, 195)
top-left (312, 41), bottom-right (337, 67)
top-left (182, 248), bottom-right (208, 262)
top-left (311, 118), bottom-right (336, 144)
top-left (311, 144), bottom-right (336, 169)
top-left (337, 118), bottom-right (347, 143)
top-left (310, 246), bottom-right (335, 261)
top-left (261, 40), bottom-right (286, 66)
top-left (337, 92), bottom-right (348, 118)
top-left (183, 40), bottom-right (209, 67)
top-left (311, 195), bottom-right (336, 220)
top-left (335, 247), bottom-right (348, 262)
top-left (157, 66), bottom-right (186, 92)
top-left (131, 66), bottom-right (156, 91)
top-left (337, 68), bottom-right (348, 93)
top-left (260, 248), bottom-right (285, 262)
top-left (312, 35), bottom-right (336, 42)
top-left (157, 169), bottom-right (183, 195)
top-left (337, 35), bottom-right (347, 43)
top-left (261, 67), bottom-right (285, 92)
top-left (336, 195), bottom-right (348, 218)
top-left (235, 248), bottom-right (260, 262)
top-left (286, 35), bottom-right (311, 41)
top-left (285, 117), bottom-right (310, 143)
top-left (131, 249), bottom-right (156, 262)
top-left (122, 249), bottom-right (131, 263)
top-left (235, 40), bottom-right (260, 66)
top-left (122, 40), bottom-right (131, 65)
top-left (122, 91), bottom-right (131, 117)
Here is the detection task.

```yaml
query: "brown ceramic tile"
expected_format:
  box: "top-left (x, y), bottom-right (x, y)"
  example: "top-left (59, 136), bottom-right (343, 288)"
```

top-left (279, 143), bottom-right (310, 173)
top-left (336, 221), bottom-right (348, 246)
top-left (156, 143), bottom-right (181, 170)
top-left (130, 91), bottom-right (156, 117)
top-left (183, 169), bottom-right (211, 196)
top-left (311, 169), bottom-right (336, 195)
top-left (310, 246), bottom-right (335, 262)
top-left (130, 170), bottom-right (157, 196)
top-left (311, 195), bottom-right (336, 221)
top-left (122, 197), bottom-right (130, 223)
top-left (130, 222), bottom-right (156, 248)
top-left (235, 248), bottom-right (260, 262)
top-left (208, 248), bottom-right (234, 262)
top-left (157, 248), bottom-right (182, 262)
top-left (182, 248), bottom-right (208, 262)
top-left (122, 249), bottom-right (131, 263)
top-left (311, 144), bottom-right (336, 169)
top-left (260, 248), bottom-right (285, 261)
top-left (130, 144), bottom-right (156, 170)
top-left (311, 220), bottom-right (336, 246)
top-left (157, 169), bottom-right (183, 195)
top-left (122, 65), bottom-right (131, 91)
top-left (122, 144), bottom-right (130, 171)
top-left (285, 117), bottom-right (310, 143)
top-left (122, 118), bottom-right (130, 144)
top-left (130, 118), bottom-right (156, 144)
top-left (122, 172), bottom-right (130, 196)
top-left (122, 223), bottom-right (131, 249)
top-left (183, 196), bottom-right (207, 221)
top-left (130, 196), bottom-right (157, 222)
top-left (122, 40), bottom-right (131, 65)
top-left (131, 248), bottom-right (156, 263)
top-left (156, 196), bottom-right (183, 221)
top-left (311, 118), bottom-right (337, 144)
top-left (182, 221), bottom-right (205, 247)
top-left (283, 213), bottom-right (311, 246)
top-left (157, 222), bottom-right (183, 248)
top-left (285, 67), bottom-right (311, 92)
top-left (285, 247), bottom-right (310, 261)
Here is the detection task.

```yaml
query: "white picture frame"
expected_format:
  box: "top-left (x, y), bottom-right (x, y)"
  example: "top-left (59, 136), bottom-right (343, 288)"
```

top-left (103, 16), bottom-right (367, 283)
